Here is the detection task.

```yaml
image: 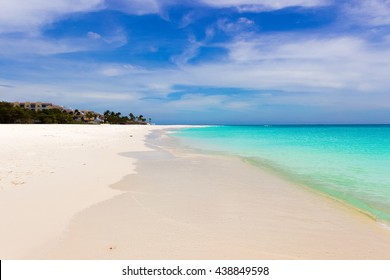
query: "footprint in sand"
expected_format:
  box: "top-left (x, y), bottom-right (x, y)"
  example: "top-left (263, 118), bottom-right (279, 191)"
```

top-left (12, 180), bottom-right (25, 186)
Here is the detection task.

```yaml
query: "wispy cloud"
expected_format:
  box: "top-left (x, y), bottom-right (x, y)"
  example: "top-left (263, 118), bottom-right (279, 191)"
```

top-left (0, 0), bottom-right (333, 35)
top-left (343, 0), bottom-right (390, 27)
top-left (180, 11), bottom-right (198, 28)
top-left (184, 34), bottom-right (390, 93)
top-left (3, 31), bottom-right (390, 111)
top-left (217, 17), bottom-right (256, 35)
top-left (171, 35), bottom-right (203, 65)
top-left (0, 0), bottom-right (178, 35)
top-left (171, 27), bottom-right (216, 65)
top-left (99, 64), bottom-right (150, 77)
top-left (0, 28), bottom-right (127, 56)
top-left (106, 0), bottom-right (161, 15)
top-left (200, 0), bottom-right (331, 11)
top-left (0, 0), bottom-right (104, 34)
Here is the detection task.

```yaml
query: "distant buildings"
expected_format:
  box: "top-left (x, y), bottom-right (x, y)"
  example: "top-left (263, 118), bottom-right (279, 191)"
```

top-left (12, 102), bottom-right (64, 112)
top-left (7, 101), bottom-right (148, 125)
top-left (11, 102), bottom-right (104, 124)
top-left (73, 109), bottom-right (104, 124)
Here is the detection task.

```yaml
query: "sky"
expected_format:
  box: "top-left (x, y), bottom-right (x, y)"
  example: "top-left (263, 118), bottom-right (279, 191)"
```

top-left (1, 0), bottom-right (390, 124)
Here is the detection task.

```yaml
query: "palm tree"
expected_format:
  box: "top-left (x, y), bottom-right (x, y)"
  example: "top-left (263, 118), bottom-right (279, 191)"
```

top-left (137, 115), bottom-right (145, 123)
top-left (103, 110), bottom-right (110, 123)
top-left (129, 113), bottom-right (135, 122)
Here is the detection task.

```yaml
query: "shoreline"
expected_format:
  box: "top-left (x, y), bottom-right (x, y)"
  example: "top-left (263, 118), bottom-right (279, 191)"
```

top-left (48, 127), bottom-right (390, 259)
top-left (1, 125), bottom-right (390, 259)
top-left (169, 126), bottom-right (390, 228)
top-left (240, 156), bottom-right (386, 227)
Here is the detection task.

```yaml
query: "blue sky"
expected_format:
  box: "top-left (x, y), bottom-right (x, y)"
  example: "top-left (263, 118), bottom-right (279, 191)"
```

top-left (1, 0), bottom-right (390, 124)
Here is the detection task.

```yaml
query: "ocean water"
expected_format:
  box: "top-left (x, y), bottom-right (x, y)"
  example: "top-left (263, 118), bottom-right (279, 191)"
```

top-left (172, 125), bottom-right (390, 224)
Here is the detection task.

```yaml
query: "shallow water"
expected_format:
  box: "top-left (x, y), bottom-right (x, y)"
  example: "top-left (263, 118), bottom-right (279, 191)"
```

top-left (172, 125), bottom-right (390, 224)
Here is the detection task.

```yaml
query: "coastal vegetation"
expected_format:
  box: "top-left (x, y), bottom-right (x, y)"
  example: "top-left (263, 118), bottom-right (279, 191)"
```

top-left (103, 110), bottom-right (148, 125)
top-left (0, 101), bottom-right (150, 125)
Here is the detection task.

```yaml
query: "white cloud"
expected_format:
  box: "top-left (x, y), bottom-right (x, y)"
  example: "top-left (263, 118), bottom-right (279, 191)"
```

top-left (180, 11), bottom-right (197, 28)
top-left (227, 36), bottom-right (367, 62)
top-left (79, 92), bottom-right (138, 101)
top-left (193, 34), bottom-right (389, 94)
top-left (0, 0), bottom-right (185, 34)
top-left (343, 0), bottom-right (390, 27)
top-left (4, 30), bottom-right (390, 112)
top-left (3, 32), bottom-right (390, 117)
top-left (106, 0), bottom-right (160, 15)
top-left (166, 93), bottom-right (227, 109)
top-left (0, 0), bottom-right (104, 34)
top-left (237, 17), bottom-right (254, 25)
top-left (171, 28), bottom-right (216, 66)
top-left (217, 17), bottom-right (256, 35)
top-left (0, 0), bottom-right (332, 36)
top-left (0, 78), bottom-right (142, 110)
top-left (99, 64), bottom-right (150, 77)
top-left (171, 35), bottom-right (202, 65)
top-left (200, 0), bottom-right (330, 11)
top-left (138, 34), bottom-right (388, 112)
top-left (0, 36), bottom-right (85, 55)
top-left (0, 29), bottom-right (127, 56)
top-left (87, 32), bottom-right (102, 40)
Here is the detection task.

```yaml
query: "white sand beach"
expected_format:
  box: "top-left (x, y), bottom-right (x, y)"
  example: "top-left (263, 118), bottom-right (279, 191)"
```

top-left (0, 124), bottom-right (155, 258)
top-left (1, 124), bottom-right (390, 259)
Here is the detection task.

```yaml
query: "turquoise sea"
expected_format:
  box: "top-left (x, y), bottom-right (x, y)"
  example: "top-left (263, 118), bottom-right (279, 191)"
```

top-left (172, 125), bottom-right (390, 225)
